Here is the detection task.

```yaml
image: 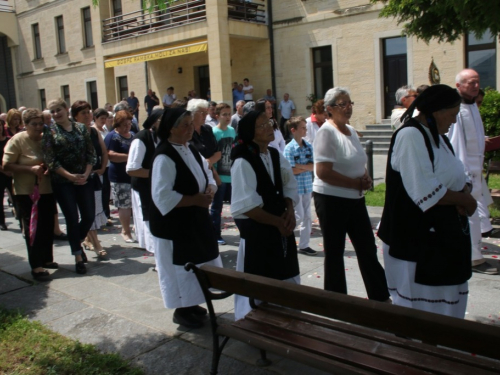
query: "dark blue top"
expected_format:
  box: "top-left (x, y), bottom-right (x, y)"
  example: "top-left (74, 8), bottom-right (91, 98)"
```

top-left (104, 130), bottom-right (135, 183)
top-left (126, 97), bottom-right (139, 112)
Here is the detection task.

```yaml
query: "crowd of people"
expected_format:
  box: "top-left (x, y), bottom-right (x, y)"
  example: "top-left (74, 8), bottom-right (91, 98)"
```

top-left (1, 68), bottom-right (498, 329)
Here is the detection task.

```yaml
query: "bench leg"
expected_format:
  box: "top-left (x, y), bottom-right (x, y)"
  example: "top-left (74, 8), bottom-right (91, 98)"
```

top-left (256, 349), bottom-right (272, 367)
top-left (210, 336), bottom-right (229, 375)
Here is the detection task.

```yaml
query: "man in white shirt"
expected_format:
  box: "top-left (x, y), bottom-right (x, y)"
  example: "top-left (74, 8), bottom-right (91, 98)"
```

top-left (278, 93), bottom-right (296, 141)
top-left (391, 85), bottom-right (417, 130)
top-left (448, 69), bottom-right (498, 275)
top-left (162, 87), bottom-right (177, 108)
top-left (243, 78), bottom-right (254, 102)
top-left (205, 101), bottom-right (218, 127)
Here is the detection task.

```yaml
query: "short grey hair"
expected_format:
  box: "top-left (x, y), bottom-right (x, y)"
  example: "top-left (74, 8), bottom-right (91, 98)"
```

top-left (243, 101), bottom-right (255, 115)
top-left (186, 99), bottom-right (209, 113)
top-left (114, 101), bottom-right (130, 113)
top-left (324, 87), bottom-right (350, 107)
top-left (395, 85), bottom-right (415, 105)
top-left (236, 100), bottom-right (245, 108)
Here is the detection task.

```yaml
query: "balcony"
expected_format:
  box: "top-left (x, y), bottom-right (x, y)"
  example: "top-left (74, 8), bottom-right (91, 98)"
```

top-left (102, 0), bottom-right (266, 43)
top-left (0, 0), bottom-right (14, 12)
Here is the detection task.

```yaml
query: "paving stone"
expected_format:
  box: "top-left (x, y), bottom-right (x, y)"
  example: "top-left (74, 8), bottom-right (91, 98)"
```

top-left (0, 271), bottom-right (30, 294)
top-left (0, 285), bottom-right (66, 314)
top-left (132, 338), bottom-right (274, 375)
top-left (47, 307), bottom-right (169, 359)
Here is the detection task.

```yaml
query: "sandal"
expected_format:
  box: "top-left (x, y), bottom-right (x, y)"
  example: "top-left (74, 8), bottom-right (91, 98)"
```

top-left (94, 248), bottom-right (108, 259)
top-left (82, 241), bottom-right (94, 251)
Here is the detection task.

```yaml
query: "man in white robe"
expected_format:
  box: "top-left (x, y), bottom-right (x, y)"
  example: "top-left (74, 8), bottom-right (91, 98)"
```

top-left (447, 69), bottom-right (498, 275)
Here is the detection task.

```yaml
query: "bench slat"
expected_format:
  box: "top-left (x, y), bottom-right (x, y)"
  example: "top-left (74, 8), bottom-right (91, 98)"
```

top-left (254, 304), bottom-right (500, 372)
top-left (241, 306), bottom-right (499, 375)
top-left (200, 265), bottom-right (500, 360)
top-left (217, 324), bottom-right (381, 375)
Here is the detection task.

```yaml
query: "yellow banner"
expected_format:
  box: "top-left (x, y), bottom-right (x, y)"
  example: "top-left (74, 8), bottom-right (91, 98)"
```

top-left (105, 42), bottom-right (207, 68)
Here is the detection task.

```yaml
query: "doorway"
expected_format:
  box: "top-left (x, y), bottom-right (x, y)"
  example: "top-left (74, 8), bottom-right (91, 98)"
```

top-left (383, 37), bottom-right (407, 118)
top-left (198, 65), bottom-right (210, 101)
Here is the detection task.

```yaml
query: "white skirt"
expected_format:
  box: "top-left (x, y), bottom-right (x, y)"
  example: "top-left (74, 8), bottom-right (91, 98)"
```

top-left (90, 179), bottom-right (107, 231)
top-left (234, 238), bottom-right (301, 321)
top-left (132, 190), bottom-right (147, 249)
top-left (153, 235), bottom-right (223, 309)
top-left (382, 242), bottom-right (468, 319)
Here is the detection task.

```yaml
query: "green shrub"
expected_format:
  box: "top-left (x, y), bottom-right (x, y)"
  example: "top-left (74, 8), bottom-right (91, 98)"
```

top-left (481, 88), bottom-right (500, 161)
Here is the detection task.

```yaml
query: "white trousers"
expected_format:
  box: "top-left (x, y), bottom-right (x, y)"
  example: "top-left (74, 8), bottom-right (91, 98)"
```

top-left (478, 176), bottom-right (493, 234)
top-left (295, 193), bottom-right (312, 249)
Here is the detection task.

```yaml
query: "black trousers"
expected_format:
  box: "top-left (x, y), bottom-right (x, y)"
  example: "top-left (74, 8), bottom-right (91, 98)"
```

top-left (15, 194), bottom-right (55, 270)
top-left (102, 167), bottom-right (111, 218)
top-left (0, 174), bottom-right (13, 225)
top-left (314, 192), bottom-right (389, 301)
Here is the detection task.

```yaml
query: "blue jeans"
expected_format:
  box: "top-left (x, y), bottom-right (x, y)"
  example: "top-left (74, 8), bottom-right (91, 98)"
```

top-left (210, 182), bottom-right (230, 238)
top-left (52, 182), bottom-right (95, 255)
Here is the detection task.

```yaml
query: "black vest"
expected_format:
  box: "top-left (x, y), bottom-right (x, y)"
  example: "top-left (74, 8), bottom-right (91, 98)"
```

top-left (234, 147), bottom-right (299, 280)
top-left (378, 119), bottom-right (471, 286)
top-left (149, 141), bottom-right (218, 266)
top-left (130, 129), bottom-right (156, 221)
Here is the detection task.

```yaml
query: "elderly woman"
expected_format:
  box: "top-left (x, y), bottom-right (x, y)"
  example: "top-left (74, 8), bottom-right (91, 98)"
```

top-left (313, 87), bottom-right (389, 302)
top-left (378, 84), bottom-right (477, 318)
top-left (231, 110), bottom-right (300, 320)
top-left (149, 108), bottom-right (221, 329)
top-left (305, 99), bottom-right (326, 144)
top-left (5, 109), bottom-right (23, 137)
top-left (43, 98), bottom-right (96, 275)
top-left (4, 109), bottom-right (56, 281)
top-left (126, 108), bottom-right (163, 253)
top-left (104, 110), bottom-right (135, 243)
top-left (259, 99), bottom-right (286, 153)
top-left (72, 101), bottom-right (108, 258)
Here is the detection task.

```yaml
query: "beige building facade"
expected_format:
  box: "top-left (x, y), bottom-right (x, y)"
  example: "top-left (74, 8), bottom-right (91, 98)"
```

top-left (2, 0), bottom-right (499, 129)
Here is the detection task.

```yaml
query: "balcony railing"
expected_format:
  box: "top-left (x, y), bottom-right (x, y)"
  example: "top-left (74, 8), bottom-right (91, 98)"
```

top-left (102, 0), bottom-right (266, 43)
top-left (0, 0), bottom-right (14, 12)
top-left (102, 0), bottom-right (207, 42)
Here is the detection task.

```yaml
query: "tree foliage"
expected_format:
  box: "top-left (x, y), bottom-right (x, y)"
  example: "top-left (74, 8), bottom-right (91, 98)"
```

top-left (371, 0), bottom-right (500, 43)
top-left (92, 0), bottom-right (174, 12)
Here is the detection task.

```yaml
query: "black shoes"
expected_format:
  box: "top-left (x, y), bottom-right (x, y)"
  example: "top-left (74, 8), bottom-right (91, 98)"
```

top-left (298, 247), bottom-right (318, 256)
top-left (173, 308), bottom-right (204, 329)
top-left (53, 232), bottom-right (68, 241)
top-left (0, 223), bottom-right (7, 231)
top-left (81, 250), bottom-right (88, 263)
top-left (31, 270), bottom-right (52, 282)
top-left (75, 261), bottom-right (87, 274)
top-left (44, 262), bottom-right (59, 269)
top-left (190, 305), bottom-right (208, 316)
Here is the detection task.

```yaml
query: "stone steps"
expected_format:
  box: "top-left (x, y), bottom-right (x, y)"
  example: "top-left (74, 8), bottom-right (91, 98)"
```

top-left (361, 123), bottom-right (393, 155)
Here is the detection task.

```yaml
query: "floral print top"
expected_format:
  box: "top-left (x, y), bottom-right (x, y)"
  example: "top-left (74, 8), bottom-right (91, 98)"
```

top-left (42, 121), bottom-right (97, 184)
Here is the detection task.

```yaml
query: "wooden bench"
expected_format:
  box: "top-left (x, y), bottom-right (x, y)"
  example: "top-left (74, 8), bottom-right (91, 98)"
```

top-left (186, 263), bottom-right (500, 375)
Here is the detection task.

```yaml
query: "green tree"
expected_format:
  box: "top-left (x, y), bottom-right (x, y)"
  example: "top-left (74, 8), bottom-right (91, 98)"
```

top-left (92, 0), bottom-right (173, 11)
top-left (371, 0), bottom-right (500, 42)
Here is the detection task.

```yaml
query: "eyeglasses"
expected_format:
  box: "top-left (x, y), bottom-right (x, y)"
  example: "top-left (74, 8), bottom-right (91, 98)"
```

top-left (332, 101), bottom-right (354, 109)
top-left (256, 120), bottom-right (274, 129)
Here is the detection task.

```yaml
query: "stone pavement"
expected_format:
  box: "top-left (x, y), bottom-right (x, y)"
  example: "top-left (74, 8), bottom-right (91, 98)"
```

top-left (1, 154), bottom-right (500, 374)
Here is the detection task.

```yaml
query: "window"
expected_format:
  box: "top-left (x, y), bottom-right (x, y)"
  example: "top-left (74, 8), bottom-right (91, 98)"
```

top-left (40, 89), bottom-right (46, 110)
top-left (82, 7), bottom-right (94, 48)
top-left (61, 85), bottom-right (70, 104)
top-left (118, 76), bottom-right (128, 101)
top-left (113, 0), bottom-right (123, 16)
top-left (87, 81), bottom-right (98, 110)
top-left (32, 23), bottom-right (42, 59)
top-left (312, 46), bottom-right (333, 101)
top-left (466, 30), bottom-right (496, 89)
top-left (56, 16), bottom-right (66, 54)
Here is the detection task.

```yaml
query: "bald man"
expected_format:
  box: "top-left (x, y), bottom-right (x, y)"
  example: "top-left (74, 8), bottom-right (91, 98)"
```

top-left (448, 69), bottom-right (498, 275)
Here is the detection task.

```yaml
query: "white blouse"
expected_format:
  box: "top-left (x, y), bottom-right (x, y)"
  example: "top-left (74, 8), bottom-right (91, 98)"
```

top-left (313, 123), bottom-right (367, 199)
top-left (231, 151), bottom-right (299, 219)
top-left (151, 143), bottom-right (216, 216)
top-left (269, 128), bottom-right (286, 153)
top-left (392, 124), bottom-right (467, 212)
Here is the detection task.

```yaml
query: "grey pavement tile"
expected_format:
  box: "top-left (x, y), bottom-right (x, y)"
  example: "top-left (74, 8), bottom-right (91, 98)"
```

top-left (0, 250), bottom-right (27, 268)
top-left (47, 307), bottom-right (169, 359)
top-left (132, 338), bottom-right (274, 375)
top-left (29, 298), bottom-right (89, 324)
top-left (1, 260), bottom-right (32, 277)
top-left (0, 284), bottom-right (66, 314)
top-left (0, 271), bottom-right (31, 294)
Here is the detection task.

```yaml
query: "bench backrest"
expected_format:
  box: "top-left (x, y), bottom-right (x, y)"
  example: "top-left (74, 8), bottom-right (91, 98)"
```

top-left (195, 264), bottom-right (500, 361)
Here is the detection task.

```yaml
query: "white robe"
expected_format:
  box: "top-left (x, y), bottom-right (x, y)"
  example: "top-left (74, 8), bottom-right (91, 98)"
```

top-left (383, 124), bottom-right (469, 318)
top-left (447, 103), bottom-right (485, 262)
top-left (151, 143), bottom-right (222, 309)
top-left (231, 151), bottom-right (300, 320)
top-left (304, 116), bottom-right (320, 144)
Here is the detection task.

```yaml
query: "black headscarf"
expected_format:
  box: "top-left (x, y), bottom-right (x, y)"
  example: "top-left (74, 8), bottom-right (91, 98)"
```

top-left (230, 110), bottom-right (264, 161)
top-left (156, 107), bottom-right (191, 142)
top-left (142, 109), bottom-right (163, 130)
top-left (400, 84), bottom-right (461, 148)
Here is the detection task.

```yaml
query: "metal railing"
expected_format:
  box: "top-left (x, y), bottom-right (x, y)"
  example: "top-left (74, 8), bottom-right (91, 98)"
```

top-left (227, 0), bottom-right (266, 24)
top-left (0, 0), bottom-right (14, 12)
top-left (102, 0), bottom-right (207, 42)
top-left (102, 0), bottom-right (266, 43)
